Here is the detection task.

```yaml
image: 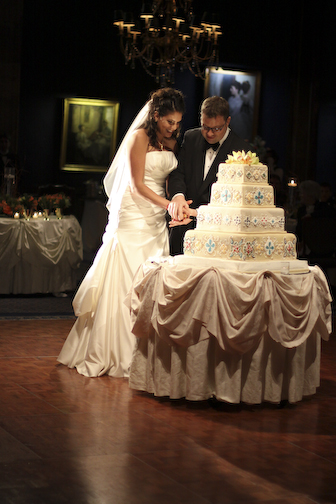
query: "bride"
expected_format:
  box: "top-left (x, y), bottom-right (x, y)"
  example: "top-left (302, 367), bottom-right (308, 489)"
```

top-left (57, 88), bottom-right (188, 378)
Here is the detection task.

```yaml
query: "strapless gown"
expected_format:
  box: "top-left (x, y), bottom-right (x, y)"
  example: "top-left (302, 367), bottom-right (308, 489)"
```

top-left (57, 151), bottom-right (177, 377)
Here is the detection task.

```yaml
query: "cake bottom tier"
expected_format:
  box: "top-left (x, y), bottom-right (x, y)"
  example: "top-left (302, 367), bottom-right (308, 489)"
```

top-left (173, 255), bottom-right (309, 274)
top-left (184, 229), bottom-right (297, 262)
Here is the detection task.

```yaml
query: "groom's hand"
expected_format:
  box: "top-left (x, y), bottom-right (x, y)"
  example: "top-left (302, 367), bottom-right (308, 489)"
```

top-left (167, 195), bottom-right (191, 221)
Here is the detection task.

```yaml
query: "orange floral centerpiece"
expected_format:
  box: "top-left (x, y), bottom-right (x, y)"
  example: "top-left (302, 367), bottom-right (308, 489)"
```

top-left (0, 199), bottom-right (15, 216)
top-left (51, 193), bottom-right (71, 210)
top-left (0, 192), bottom-right (71, 218)
top-left (0, 195), bottom-right (24, 217)
top-left (38, 194), bottom-right (56, 213)
top-left (38, 193), bottom-right (71, 211)
top-left (18, 194), bottom-right (38, 218)
top-left (38, 193), bottom-right (71, 218)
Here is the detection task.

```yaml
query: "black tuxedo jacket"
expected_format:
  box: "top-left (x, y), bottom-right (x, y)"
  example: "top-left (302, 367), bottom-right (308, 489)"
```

top-left (168, 127), bottom-right (251, 255)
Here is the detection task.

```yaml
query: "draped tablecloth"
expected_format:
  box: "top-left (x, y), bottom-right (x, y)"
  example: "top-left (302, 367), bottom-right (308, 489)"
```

top-left (127, 259), bottom-right (332, 404)
top-left (0, 216), bottom-right (83, 294)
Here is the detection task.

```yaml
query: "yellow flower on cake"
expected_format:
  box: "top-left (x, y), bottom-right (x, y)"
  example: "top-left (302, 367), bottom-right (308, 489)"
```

top-left (275, 243), bottom-right (284, 255)
top-left (252, 169), bottom-right (261, 181)
top-left (226, 150), bottom-right (260, 165)
top-left (219, 243), bottom-right (228, 256)
top-left (233, 190), bottom-right (242, 204)
top-left (195, 240), bottom-right (203, 252)
top-left (245, 192), bottom-right (254, 204)
top-left (227, 168), bottom-right (235, 180)
top-left (255, 243), bottom-right (264, 256)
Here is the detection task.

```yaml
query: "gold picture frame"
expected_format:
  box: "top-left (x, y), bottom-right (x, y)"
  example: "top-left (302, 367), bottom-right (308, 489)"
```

top-left (204, 67), bottom-right (261, 142)
top-left (60, 97), bottom-right (120, 172)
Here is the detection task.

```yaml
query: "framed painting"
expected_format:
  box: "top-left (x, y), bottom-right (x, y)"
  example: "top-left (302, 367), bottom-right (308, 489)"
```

top-left (204, 67), bottom-right (261, 142)
top-left (60, 98), bottom-right (120, 172)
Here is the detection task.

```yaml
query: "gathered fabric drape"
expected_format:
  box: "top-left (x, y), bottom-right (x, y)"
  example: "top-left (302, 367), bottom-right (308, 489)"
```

top-left (127, 261), bottom-right (332, 403)
top-left (0, 216), bottom-right (83, 294)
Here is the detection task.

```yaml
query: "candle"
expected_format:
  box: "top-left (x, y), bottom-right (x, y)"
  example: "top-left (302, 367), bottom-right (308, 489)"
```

top-left (288, 178), bottom-right (297, 187)
top-left (14, 212), bottom-right (20, 219)
top-left (33, 212), bottom-right (38, 219)
top-left (287, 177), bottom-right (298, 209)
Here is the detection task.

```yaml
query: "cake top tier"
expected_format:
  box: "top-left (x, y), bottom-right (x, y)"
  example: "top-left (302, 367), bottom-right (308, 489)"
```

top-left (226, 150), bottom-right (260, 165)
top-left (217, 150), bottom-right (268, 185)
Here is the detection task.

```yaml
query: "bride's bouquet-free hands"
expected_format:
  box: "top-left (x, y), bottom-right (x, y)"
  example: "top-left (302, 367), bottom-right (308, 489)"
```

top-left (168, 202), bottom-right (197, 227)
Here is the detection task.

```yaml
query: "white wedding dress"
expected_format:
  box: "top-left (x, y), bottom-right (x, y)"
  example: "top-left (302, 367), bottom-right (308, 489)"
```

top-left (57, 150), bottom-right (177, 377)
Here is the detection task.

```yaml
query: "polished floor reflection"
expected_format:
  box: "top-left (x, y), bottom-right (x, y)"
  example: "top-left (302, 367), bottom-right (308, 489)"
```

top-left (0, 318), bottom-right (335, 504)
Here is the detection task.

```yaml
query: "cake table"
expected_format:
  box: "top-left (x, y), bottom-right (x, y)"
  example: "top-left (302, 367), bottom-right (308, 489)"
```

top-left (127, 257), bottom-right (332, 404)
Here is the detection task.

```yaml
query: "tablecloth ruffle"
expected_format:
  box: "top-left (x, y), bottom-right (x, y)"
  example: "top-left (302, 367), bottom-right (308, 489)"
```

top-left (0, 216), bottom-right (83, 294)
top-left (128, 263), bottom-right (332, 354)
top-left (127, 262), bottom-right (332, 403)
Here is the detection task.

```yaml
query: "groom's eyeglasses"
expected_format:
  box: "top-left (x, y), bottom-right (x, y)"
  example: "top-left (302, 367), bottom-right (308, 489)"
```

top-left (201, 124), bottom-right (226, 134)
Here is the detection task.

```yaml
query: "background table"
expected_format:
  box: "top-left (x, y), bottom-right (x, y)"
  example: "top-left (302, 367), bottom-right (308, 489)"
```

top-left (127, 259), bottom-right (332, 404)
top-left (0, 215), bottom-right (83, 294)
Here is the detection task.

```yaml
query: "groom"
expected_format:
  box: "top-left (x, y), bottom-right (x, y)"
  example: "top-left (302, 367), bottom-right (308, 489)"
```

top-left (168, 95), bottom-right (251, 255)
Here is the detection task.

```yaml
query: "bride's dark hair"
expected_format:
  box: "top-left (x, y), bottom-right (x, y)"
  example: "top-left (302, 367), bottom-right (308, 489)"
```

top-left (140, 88), bottom-right (185, 148)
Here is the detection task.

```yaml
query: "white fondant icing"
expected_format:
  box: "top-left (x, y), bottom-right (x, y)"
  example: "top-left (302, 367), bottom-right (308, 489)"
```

top-left (217, 163), bottom-right (269, 184)
top-left (183, 157), bottom-right (297, 263)
top-left (184, 230), bottom-right (297, 261)
top-left (174, 255), bottom-right (309, 274)
top-left (197, 206), bottom-right (285, 232)
top-left (211, 183), bottom-right (274, 207)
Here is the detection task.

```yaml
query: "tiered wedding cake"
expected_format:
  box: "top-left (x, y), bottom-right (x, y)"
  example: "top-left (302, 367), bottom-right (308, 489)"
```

top-left (176, 151), bottom-right (308, 273)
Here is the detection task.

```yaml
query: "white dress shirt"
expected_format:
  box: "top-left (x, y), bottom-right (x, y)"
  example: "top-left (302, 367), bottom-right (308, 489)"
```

top-left (203, 127), bottom-right (230, 179)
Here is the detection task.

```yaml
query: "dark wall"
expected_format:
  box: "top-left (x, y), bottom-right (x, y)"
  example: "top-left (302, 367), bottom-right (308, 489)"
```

top-left (17, 0), bottom-right (336, 196)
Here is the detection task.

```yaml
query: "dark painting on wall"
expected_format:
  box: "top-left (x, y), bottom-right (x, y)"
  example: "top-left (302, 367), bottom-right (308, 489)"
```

top-left (204, 67), bottom-right (261, 142)
top-left (60, 98), bottom-right (120, 173)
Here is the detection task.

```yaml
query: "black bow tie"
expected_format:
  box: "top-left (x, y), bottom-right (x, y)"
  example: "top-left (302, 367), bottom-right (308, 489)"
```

top-left (204, 140), bottom-right (220, 152)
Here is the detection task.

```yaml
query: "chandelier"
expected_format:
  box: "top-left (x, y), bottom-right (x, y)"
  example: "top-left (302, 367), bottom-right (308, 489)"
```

top-left (114, 0), bottom-right (222, 87)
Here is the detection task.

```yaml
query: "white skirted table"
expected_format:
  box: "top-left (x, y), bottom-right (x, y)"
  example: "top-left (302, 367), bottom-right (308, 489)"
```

top-left (0, 215), bottom-right (83, 294)
top-left (127, 258), bottom-right (332, 404)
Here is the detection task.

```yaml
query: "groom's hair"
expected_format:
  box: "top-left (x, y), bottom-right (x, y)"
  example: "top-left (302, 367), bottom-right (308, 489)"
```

top-left (200, 96), bottom-right (230, 120)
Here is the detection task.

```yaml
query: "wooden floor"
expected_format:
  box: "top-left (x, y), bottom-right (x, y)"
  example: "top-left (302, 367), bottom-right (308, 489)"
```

top-left (0, 318), bottom-right (335, 504)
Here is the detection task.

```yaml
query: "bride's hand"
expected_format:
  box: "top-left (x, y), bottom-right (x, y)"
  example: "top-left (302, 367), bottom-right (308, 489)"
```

top-left (169, 217), bottom-right (192, 227)
top-left (168, 207), bottom-right (197, 227)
